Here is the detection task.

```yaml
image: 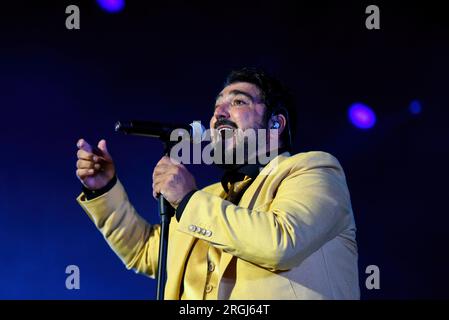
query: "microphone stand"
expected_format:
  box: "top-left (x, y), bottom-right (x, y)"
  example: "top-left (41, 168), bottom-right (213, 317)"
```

top-left (156, 141), bottom-right (175, 300)
top-left (156, 196), bottom-right (171, 300)
top-left (115, 120), bottom-right (203, 300)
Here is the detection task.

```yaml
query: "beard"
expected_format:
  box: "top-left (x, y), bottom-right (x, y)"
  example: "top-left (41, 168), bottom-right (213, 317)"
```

top-left (211, 126), bottom-right (268, 171)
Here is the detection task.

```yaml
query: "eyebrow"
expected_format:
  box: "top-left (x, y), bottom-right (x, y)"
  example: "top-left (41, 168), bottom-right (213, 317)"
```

top-left (215, 89), bottom-right (256, 103)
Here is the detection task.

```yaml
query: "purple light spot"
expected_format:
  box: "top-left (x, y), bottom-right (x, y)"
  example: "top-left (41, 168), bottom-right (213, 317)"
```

top-left (348, 103), bottom-right (376, 129)
top-left (97, 0), bottom-right (125, 13)
top-left (409, 100), bottom-right (422, 115)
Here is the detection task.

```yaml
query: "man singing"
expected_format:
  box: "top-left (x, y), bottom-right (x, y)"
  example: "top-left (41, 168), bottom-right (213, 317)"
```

top-left (75, 68), bottom-right (360, 299)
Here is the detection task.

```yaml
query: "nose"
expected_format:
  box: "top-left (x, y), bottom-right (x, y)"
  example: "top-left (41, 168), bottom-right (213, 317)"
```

top-left (213, 102), bottom-right (230, 121)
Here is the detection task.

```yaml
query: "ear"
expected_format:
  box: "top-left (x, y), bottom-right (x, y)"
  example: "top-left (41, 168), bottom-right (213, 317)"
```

top-left (267, 113), bottom-right (287, 149)
top-left (268, 113), bottom-right (287, 135)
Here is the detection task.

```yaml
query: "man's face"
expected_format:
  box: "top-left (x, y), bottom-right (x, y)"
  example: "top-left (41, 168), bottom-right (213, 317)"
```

top-left (210, 82), bottom-right (267, 157)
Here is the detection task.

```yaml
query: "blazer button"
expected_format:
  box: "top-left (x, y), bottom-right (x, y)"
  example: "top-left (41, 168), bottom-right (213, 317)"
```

top-left (201, 229), bottom-right (207, 236)
top-left (208, 262), bottom-right (215, 272)
top-left (188, 225), bottom-right (196, 232)
top-left (205, 284), bottom-right (213, 293)
top-left (205, 230), bottom-right (212, 237)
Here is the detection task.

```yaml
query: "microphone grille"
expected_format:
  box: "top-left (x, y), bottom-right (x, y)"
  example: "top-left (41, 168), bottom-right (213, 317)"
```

top-left (114, 121), bottom-right (122, 132)
top-left (190, 121), bottom-right (205, 143)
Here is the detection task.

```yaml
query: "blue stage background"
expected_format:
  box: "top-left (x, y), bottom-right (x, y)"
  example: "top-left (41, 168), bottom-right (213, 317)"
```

top-left (0, 1), bottom-right (448, 299)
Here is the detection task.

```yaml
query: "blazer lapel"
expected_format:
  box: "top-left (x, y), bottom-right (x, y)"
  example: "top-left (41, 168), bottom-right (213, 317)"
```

top-left (239, 152), bottom-right (290, 209)
top-left (217, 152), bottom-right (290, 295)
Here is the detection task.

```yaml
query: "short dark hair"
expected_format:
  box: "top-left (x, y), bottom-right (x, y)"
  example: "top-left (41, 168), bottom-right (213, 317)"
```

top-left (224, 67), bottom-right (296, 150)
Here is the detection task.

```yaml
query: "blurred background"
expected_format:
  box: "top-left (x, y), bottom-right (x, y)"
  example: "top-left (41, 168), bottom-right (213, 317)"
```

top-left (0, 0), bottom-right (448, 299)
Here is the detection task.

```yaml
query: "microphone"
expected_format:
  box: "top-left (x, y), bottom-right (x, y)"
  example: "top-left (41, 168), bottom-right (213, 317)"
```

top-left (115, 120), bottom-right (205, 143)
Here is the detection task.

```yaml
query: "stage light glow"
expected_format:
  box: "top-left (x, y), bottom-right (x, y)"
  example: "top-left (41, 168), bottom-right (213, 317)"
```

top-left (348, 103), bottom-right (376, 129)
top-left (409, 100), bottom-right (422, 115)
top-left (96, 0), bottom-right (125, 13)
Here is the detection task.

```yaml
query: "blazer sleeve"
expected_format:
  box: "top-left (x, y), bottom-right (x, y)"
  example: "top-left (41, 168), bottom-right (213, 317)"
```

top-left (77, 180), bottom-right (160, 278)
top-left (176, 154), bottom-right (354, 271)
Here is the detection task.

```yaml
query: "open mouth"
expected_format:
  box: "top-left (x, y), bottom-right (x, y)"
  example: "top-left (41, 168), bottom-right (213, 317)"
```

top-left (216, 125), bottom-right (236, 139)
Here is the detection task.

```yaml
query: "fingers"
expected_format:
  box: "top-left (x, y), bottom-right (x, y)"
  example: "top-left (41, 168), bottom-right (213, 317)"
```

top-left (152, 178), bottom-right (173, 199)
top-left (76, 168), bottom-right (96, 179)
top-left (152, 170), bottom-right (168, 199)
top-left (151, 156), bottom-right (192, 203)
top-left (152, 156), bottom-right (186, 197)
top-left (77, 149), bottom-right (95, 161)
top-left (77, 148), bottom-right (106, 165)
top-left (152, 163), bottom-right (172, 179)
top-left (156, 155), bottom-right (179, 166)
top-left (152, 170), bottom-right (180, 200)
top-left (152, 172), bottom-right (174, 188)
top-left (152, 165), bottom-right (185, 185)
top-left (153, 156), bottom-right (185, 178)
top-left (77, 159), bottom-right (101, 170)
top-left (76, 139), bottom-right (107, 179)
top-left (152, 176), bottom-right (164, 199)
top-left (77, 139), bottom-right (95, 160)
top-left (77, 139), bottom-right (107, 162)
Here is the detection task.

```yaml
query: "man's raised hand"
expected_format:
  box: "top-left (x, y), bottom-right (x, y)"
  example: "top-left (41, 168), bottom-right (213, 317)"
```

top-left (76, 139), bottom-right (115, 190)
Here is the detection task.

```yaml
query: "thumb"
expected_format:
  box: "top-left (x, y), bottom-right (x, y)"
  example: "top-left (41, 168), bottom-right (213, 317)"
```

top-left (97, 139), bottom-right (112, 161)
